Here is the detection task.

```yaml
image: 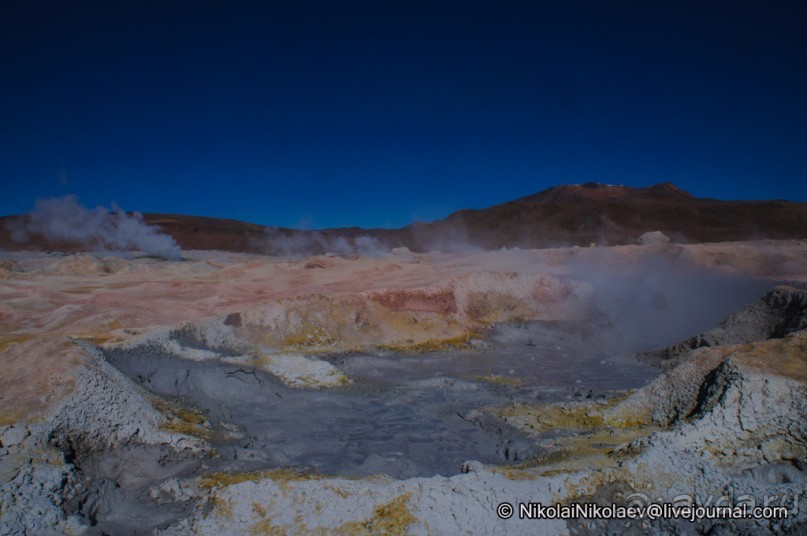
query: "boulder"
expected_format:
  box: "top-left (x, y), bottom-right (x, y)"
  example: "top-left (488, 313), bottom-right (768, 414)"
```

top-left (637, 230), bottom-right (670, 245)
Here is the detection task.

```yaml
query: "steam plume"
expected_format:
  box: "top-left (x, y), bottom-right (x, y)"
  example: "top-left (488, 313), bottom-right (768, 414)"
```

top-left (9, 195), bottom-right (181, 259)
top-left (262, 228), bottom-right (387, 258)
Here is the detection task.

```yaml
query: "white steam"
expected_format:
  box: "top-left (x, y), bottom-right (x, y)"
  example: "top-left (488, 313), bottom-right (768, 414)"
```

top-left (10, 195), bottom-right (181, 260)
top-left (548, 250), bottom-right (770, 352)
top-left (263, 228), bottom-right (387, 258)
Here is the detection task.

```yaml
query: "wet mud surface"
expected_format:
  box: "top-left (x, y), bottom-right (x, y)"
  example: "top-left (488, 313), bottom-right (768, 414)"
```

top-left (103, 327), bottom-right (660, 480)
top-left (49, 310), bottom-right (807, 535)
top-left (61, 445), bottom-right (201, 535)
top-left (66, 295), bottom-right (782, 535)
top-left (69, 322), bottom-right (663, 533)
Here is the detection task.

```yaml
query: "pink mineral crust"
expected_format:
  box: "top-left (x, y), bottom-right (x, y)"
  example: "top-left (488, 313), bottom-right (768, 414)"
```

top-left (1, 241), bottom-right (805, 423)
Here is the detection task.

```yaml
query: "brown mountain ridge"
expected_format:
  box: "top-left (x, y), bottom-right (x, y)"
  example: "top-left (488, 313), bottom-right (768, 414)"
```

top-left (1, 182), bottom-right (806, 255)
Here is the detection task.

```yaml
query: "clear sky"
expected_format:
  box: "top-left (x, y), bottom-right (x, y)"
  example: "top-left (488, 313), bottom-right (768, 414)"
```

top-left (1, 0), bottom-right (805, 229)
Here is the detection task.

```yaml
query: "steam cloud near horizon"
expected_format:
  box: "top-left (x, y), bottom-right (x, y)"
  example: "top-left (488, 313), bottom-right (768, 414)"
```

top-left (262, 228), bottom-right (388, 258)
top-left (260, 218), bottom-right (486, 258)
top-left (8, 195), bottom-right (182, 260)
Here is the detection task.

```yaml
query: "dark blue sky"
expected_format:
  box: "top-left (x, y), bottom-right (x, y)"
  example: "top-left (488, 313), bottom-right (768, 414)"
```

top-left (2, 0), bottom-right (805, 229)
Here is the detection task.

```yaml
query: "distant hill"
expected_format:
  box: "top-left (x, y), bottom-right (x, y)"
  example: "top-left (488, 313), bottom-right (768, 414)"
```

top-left (390, 182), bottom-right (807, 251)
top-left (2, 183), bottom-right (806, 255)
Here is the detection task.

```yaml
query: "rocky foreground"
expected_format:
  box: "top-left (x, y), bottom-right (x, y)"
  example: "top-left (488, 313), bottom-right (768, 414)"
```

top-left (0, 241), bottom-right (806, 534)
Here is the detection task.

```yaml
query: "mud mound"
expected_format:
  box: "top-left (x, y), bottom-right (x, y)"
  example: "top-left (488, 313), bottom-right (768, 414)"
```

top-left (655, 286), bottom-right (807, 367)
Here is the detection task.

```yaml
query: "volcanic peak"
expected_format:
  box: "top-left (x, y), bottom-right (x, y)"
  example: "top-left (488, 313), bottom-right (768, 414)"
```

top-left (521, 182), bottom-right (692, 204)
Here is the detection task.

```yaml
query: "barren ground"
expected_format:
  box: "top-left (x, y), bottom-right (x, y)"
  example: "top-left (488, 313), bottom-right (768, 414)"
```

top-left (1, 240), bottom-right (806, 534)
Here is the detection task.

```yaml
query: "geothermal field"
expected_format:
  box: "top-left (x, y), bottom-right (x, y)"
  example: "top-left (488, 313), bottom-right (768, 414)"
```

top-left (4, 0), bottom-right (807, 532)
top-left (1, 233), bottom-right (806, 534)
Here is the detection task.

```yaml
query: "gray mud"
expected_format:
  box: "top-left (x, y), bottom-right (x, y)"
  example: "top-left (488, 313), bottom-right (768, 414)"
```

top-left (102, 333), bottom-right (658, 474)
top-left (65, 323), bottom-right (661, 534)
top-left (61, 445), bottom-right (203, 535)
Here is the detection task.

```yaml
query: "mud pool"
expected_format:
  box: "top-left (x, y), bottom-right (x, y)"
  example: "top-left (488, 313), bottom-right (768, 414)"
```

top-left (73, 323), bottom-right (662, 533)
top-left (100, 327), bottom-right (659, 481)
top-left (65, 275), bottom-right (766, 533)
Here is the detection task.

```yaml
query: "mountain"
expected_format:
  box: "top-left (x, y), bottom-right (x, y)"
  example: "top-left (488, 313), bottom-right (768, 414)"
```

top-left (2, 183), bottom-right (806, 255)
top-left (388, 182), bottom-right (806, 251)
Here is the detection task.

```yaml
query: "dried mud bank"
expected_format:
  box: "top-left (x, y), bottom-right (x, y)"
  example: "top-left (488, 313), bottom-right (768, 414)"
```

top-left (162, 269), bottom-right (588, 357)
top-left (1, 244), bottom-right (806, 534)
top-left (0, 342), bottom-right (212, 534)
